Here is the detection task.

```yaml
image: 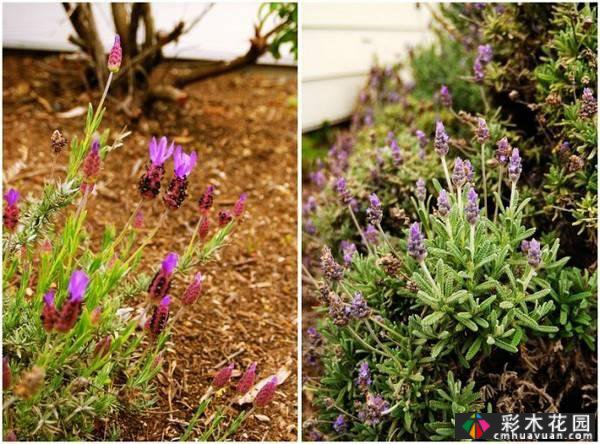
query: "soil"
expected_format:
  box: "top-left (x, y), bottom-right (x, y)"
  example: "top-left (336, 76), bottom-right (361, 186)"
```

top-left (3, 50), bottom-right (298, 441)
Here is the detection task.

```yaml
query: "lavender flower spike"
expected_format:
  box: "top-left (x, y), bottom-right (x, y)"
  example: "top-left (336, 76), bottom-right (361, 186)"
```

top-left (107, 35), bottom-right (122, 73)
top-left (527, 239), bottom-right (541, 268)
top-left (495, 137), bottom-right (512, 165)
top-left (336, 177), bottom-right (352, 205)
top-left (451, 157), bottom-right (466, 188)
top-left (580, 87), bottom-right (597, 118)
top-left (341, 240), bottom-right (357, 265)
top-left (149, 137), bottom-right (174, 167)
top-left (68, 270), bottom-right (90, 301)
top-left (173, 146), bottom-right (198, 179)
top-left (320, 246), bottom-right (344, 281)
top-left (358, 393), bottom-right (390, 426)
top-left (146, 295), bottom-right (171, 337)
top-left (416, 130), bottom-right (428, 148)
top-left (367, 193), bottom-right (382, 225)
top-left (508, 148), bottom-right (522, 183)
top-left (465, 188), bottom-right (479, 225)
top-left (416, 178), bottom-right (426, 202)
top-left (408, 222), bottom-right (427, 262)
top-left (333, 415), bottom-right (348, 433)
top-left (477, 44), bottom-right (493, 63)
top-left (349, 292), bottom-right (370, 319)
top-left (475, 117), bottom-right (490, 144)
top-left (437, 189), bottom-right (451, 216)
top-left (434, 121), bottom-right (449, 157)
top-left (356, 361), bottom-right (371, 390)
top-left (440, 84), bottom-right (452, 107)
top-left (364, 225), bottom-right (379, 244)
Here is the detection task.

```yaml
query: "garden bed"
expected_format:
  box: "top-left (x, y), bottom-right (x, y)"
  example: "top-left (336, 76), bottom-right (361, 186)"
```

top-left (3, 51), bottom-right (297, 441)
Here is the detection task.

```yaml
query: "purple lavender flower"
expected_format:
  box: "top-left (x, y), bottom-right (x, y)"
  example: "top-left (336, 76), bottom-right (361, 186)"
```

top-left (181, 272), bottom-right (203, 305)
top-left (440, 84), bottom-right (452, 107)
top-left (463, 159), bottom-right (474, 183)
top-left (198, 185), bottom-right (215, 214)
top-left (416, 178), bottom-right (426, 202)
top-left (580, 88), bottom-right (597, 118)
top-left (328, 292), bottom-right (350, 326)
top-left (320, 246), bottom-right (344, 281)
top-left (390, 139), bottom-right (402, 166)
top-left (148, 253), bottom-right (178, 301)
top-left (527, 239), bottom-right (541, 268)
top-left (303, 196), bottom-right (317, 215)
top-left (437, 189), bottom-right (451, 216)
top-left (415, 130), bottom-right (428, 149)
top-left (236, 362), bottom-right (257, 395)
top-left (107, 35), bottom-right (122, 72)
top-left (477, 44), bottom-right (493, 63)
top-left (149, 137), bottom-right (174, 167)
top-left (139, 137), bottom-right (174, 200)
top-left (172, 146), bottom-right (197, 179)
top-left (363, 109), bottom-right (374, 126)
top-left (56, 270), bottom-right (89, 332)
top-left (367, 193), bottom-right (382, 225)
top-left (473, 45), bottom-right (492, 82)
top-left (408, 222), bottom-right (427, 262)
top-left (475, 117), bottom-right (490, 144)
top-left (434, 121), bottom-right (449, 157)
top-left (68, 270), bottom-right (90, 302)
top-left (218, 210), bottom-right (233, 227)
top-left (364, 225), bottom-right (379, 244)
top-left (4, 189), bottom-right (20, 207)
top-left (41, 290), bottom-right (58, 332)
top-left (233, 192), bottom-right (248, 218)
top-left (3, 188), bottom-right (20, 231)
top-left (451, 157), bottom-right (466, 188)
top-left (212, 362), bottom-right (234, 388)
top-left (333, 415), bottom-right (348, 433)
top-left (349, 292), bottom-right (370, 319)
top-left (306, 327), bottom-right (321, 341)
top-left (358, 393), bottom-right (389, 426)
top-left (465, 188), bottom-right (479, 225)
top-left (508, 148), bottom-right (522, 183)
top-left (304, 219), bottom-right (316, 235)
top-left (341, 240), bottom-right (357, 265)
top-left (520, 240), bottom-right (530, 253)
top-left (335, 177), bottom-right (353, 206)
top-left (309, 170), bottom-right (326, 189)
top-left (496, 137), bottom-right (512, 164)
top-left (356, 361), bottom-right (371, 390)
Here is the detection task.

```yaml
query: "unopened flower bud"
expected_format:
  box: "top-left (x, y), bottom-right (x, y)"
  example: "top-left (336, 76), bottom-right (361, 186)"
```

top-left (212, 363), bottom-right (234, 388)
top-left (255, 376), bottom-right (278, 407)
top-left (236, 362), bottom-right (257, 394)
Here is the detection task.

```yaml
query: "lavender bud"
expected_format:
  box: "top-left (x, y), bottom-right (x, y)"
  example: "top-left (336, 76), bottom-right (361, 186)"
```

top-left (408, 222), bottom-right (427, 262)
top-left (520, 240), bottom-right (530, 253)
top-left (349, 292), bottom-right (370, 319)
top-left (335, 177), bottom-right (353, 205)
top-left (255, 376), bottom-right (278, 407)
top-left (236, 362), bottom-right (257, 394)
top-left (580, 88), bottom-right (597, 118)
top-left (51, 129), bottom-right (68, 154)
top-left (212, 363), bottom-right (234, 388)
top-left (356, 361), bottom-right (371, 390)
top-left (390, 139), bottom-right (402, 166)
top-left (451, 157), bottom-right (466, 188)
top-left (475, 117), bottom-right (490, 144)
top-left (440, 84), bottom-right (453, 107)
top-left (527, 239), bottom-right (541, 268)
top-left (320, 246), bottom-right (344, 281)
top-left (333, 415), bottom-right (348, 433)
top-left (477, 44), bottom-right (493, 64)
top-left (437, 189), bottom-right (451, 216)
top-left (416, 178), bottom-right (426, 202)
top-left (465, 188), bottom-right (479, 225)
top-left (415, 130), bottom-right (428, 149)
top-left (463, 159), bottom-right (474, 183)
top-left (107, 35), bottom-right (122, 72)
top-left (341, 240), bottom-right (357, 265)
top-left (508, 148), bottom-right (522, 183)
top-left (367, 193), bottom-right (382, 225)
top-left (364, 225), bottom-right (379, 244)
top-left (434, 121), bottom-right (449, 157)
top-left (473, 57), bottom-right (485, 82)
top-left (495, 137), bottom-right (512, 165)
top-left (358, 393), bottom-right (389, 426)
top-left (328, 292), bottom-right (350, 326)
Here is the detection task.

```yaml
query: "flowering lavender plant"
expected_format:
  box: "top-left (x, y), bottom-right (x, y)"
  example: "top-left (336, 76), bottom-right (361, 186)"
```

top-left (2, 35), bottom-right (249, 441)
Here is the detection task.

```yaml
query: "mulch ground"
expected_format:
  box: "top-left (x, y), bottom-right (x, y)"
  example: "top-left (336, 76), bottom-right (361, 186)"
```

top-left (3, 51), bottom-right (298, 441)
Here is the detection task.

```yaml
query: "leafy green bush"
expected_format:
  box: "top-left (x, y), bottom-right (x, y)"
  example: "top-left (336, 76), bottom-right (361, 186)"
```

top-left (303, 3), bottom-right (597, 441)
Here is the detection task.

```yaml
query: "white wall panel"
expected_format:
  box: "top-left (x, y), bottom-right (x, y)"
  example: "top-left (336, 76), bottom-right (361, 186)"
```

top-left (302, 2), bottom-right (432, 131)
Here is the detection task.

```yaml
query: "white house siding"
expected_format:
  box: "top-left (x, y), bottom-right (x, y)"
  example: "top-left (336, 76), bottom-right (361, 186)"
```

top-left (302, 2), bottom-right (432, 131)
top-left (2, 2), bottom-right (295, 65)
